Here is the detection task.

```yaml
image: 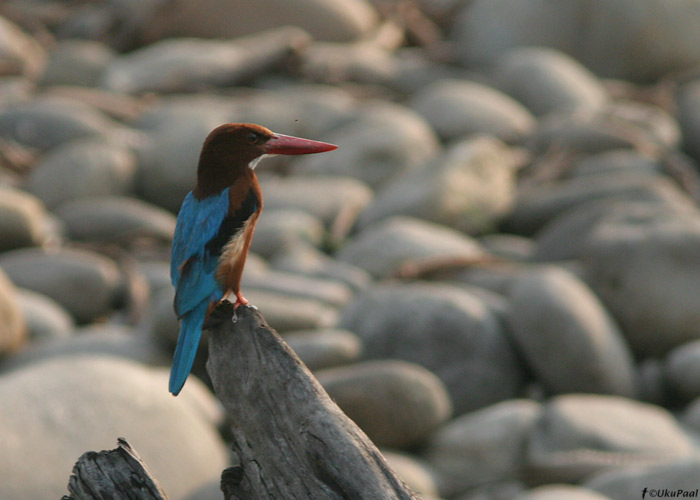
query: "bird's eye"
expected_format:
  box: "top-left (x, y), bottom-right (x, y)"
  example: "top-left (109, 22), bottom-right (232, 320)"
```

top-left (246, 132), bottom-right (259, 145)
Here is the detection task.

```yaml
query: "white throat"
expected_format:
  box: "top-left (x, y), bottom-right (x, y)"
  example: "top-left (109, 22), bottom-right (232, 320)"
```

top-left (248, 154), bottom-right (270, 170)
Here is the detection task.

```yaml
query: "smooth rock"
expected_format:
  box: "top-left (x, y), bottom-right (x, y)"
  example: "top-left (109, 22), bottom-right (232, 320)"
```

top-left (382, 450), bottom-right (440, 500)
top-left (494, 47), bottom-right (608, 117)
top-left (0, 248), bottom-right (123, 324)
top-left (677, 80), bottom-right (700, 165)
top-left (570, 150), bottom-right (661, 179)
top-left (357, 137), bottom-right (517, 235)
top-left (56, 196), bottom-right (176, 245)
top-left (0, 268), bottom-right (25, 356)
top-left (293, 101), bottom-right (439, 189)
top-left (451, 0), bottom-right (700, 81)
top-left (527, 395), bottom-right (695, 483)
top-left (316, 360), bottom-right (452, 448)
top-left (423, 399), bottom-right (541, 497)
top-left (135, 117), bottom-right (229, 212)
top-left (516, 485), bottom-right (612, 500)
top-left (506, 173), bottom-right (696, 236)
top-left (0, 356), bottom-right (228, 500)
top-left (271, 244), bottom-right (371, 292)
top-left (337, 216), bottom-right (485, 279)
top-left (242, 269), bottom-right (352, 308)
top-left (411, 79), bottom-right (536, 140)
top-left (102, 27), bottom-right (311, 94)
top-left (478, 234), bottom-right (534, 261)
top-left (636, 358), bottom-right (668, 407)
top-left (136, 260), bottom-right (172, 296)
top-left (249, 209), bottom-right (325, 259)
top-left (0, 326), bottom-right (166, 373)
top-left (0, 185), bottom-right (51, 251)
top-left (339, 283), bottom-right (524, 414)
top-left (664, 340), bottom-right (700, 403)
top-left (27, 138), bottom-right (136, 209)
top-left (259, 175), bottom-right (372, 242)
top-left (283, 328), bottom-right (361, 370)
top-left (586, 459), bottom-right (700, 500)
top-left (143, 0), bottom-right (377, 43)
top-left (0, 96), bottom-right (112, 151)
top-left (530, 102), bottom-right (680, 155)
top-left (15, 289), bottom-right (74, 343)
top-left (0, 15), bottom-right (46, 79)
top-left (244, 289), bottom-right (338, 332)
top-left (39, 39), bottom-right (115, 87)
top-left (455, 481), bottom-right (527, 500)
top-left (582, 205), bottom-right (700, 356)
top-left (506, 267), bottom-right (635, 397)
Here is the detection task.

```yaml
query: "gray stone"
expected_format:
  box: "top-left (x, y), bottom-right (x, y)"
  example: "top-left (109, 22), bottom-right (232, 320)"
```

top-left (677, 80), bottom-right (700, 165)
top-left (244, 289), bottom-right (338, 332)
top-left (0, 96), bottom-right (112, 151)
top-left (506, 267), bottom-right (636, 397)
top-left (0, 268), bottom-right (26, 356)
top-left (382, 450), bottom-right (439, 500)
top-left (0, 15), bottom-right (45, 79)
top-left (249, 209), bottom-right (325, 259)
top-left (242, 269), bottom-right (352, 308)
top-left (516, 485), bottom-right (612, 500)
top-left (271, 244), bottom-right (371, 292)
top-left (571, 150), bottom-right (661, 179)
top-left (530, 102), bottom-right (680, 155)
top-left (0, 356), bottom-right (228, 500)
top-left (15, 289), bottom-right (74, 343)
top-left (293, 101), bottom-right (439, 189)
top-left (506, 173), bottom-right (696, 236)
top-left (135, 260), bottom-right (172, 297)
top-left (135, 117), bottom-right (229, 212)
top-left (316, 360), bottom-right (452, 448)
top-left (142, 0), bottom-right (377, 43)
top-left (0, 326), bottom-right (166, 373)
top-left (27, 138), bottom-right (136, 209)
top-left (55, 196), bottom-right (176, 245)
top-left (586, 459), bottom-right (700, 500)
top-left (527, 395), bottom-right (695, 483)
top-left (339, 283), bottom-right (524, 414)
top-left (663, 340), bottom-right (700, 404)
top-left (357, 137), bottom-right (517, 235)
top-left (478, 234), bottom-right (534, 261)
top-left (259, 175), bottom-right (372, 242)
top-left (0, 186), bottom-right (51, 251)
top-left (451, 0), bottom-right (700, 82)
top-left (283, 328), bottom-right (361, 370)
top-left (101, 28), bottom-right (311, 94)
top-left (494, 47), bottom-right (608, 117)
top-left (39, 39), bottom-right (115, 87)
top-left (455, 481), bottom-right (527, 500)
top-left (0, 248), bottom-right (123, 324)
top-left (582, 205), bottom-right (700, 356)
top-left (337, 216), bottom-right (485, 279)
top-left (636, 358), bottom-right (668, 407)
top-left (410, 79), bottom-right (536, 140)
top-left (423, 399), bottom-right (541, 497)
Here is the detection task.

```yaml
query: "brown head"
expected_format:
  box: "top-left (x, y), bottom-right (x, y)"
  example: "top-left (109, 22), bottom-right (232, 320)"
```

top-left (194, 123), bottom-right (337, 198)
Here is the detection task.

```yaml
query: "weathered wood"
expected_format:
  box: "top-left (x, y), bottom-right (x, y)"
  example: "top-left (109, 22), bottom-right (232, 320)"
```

top-left (206, 303), bottom-right (421, 500)
top-left (63, 438), bottom-right (169, 500)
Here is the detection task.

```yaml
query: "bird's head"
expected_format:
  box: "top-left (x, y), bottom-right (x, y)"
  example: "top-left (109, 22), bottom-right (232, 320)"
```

top-left (195, 123), bottom-right (337, 197)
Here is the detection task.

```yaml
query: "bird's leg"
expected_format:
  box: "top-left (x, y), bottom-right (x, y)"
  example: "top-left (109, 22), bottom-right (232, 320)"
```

top-left (231, 292), bottom-right (248, 324)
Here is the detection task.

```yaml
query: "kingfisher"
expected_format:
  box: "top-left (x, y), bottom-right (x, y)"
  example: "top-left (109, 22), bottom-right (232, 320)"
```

top-left (169, 123), bottom-right (337, 395)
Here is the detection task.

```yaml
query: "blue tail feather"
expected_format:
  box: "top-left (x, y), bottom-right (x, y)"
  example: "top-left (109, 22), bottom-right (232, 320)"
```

top-left (169, 301), bottom-right (208, 395)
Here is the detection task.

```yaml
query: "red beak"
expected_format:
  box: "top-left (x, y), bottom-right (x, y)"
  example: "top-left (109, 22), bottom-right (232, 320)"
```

top-left (264, 133), bottom-right (337, 155)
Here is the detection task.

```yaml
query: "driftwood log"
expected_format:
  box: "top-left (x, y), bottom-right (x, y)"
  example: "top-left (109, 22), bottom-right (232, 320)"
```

top-left (63, 437), bottom-right (168, 500)
top-left (63, 304), bottom-right (420, 499)
top-left (206, 303), bottom-right (420, 500)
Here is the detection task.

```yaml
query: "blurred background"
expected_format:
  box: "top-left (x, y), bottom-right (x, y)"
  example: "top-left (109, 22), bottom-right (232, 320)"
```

top-left (2, 0), bottom-right (700, 499)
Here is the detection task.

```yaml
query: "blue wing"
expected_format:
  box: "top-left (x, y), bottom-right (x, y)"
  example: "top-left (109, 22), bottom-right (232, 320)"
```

top-left (170, 189), bottom-right (230, 316)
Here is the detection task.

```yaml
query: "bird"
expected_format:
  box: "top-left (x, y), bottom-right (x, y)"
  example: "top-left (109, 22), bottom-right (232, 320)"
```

top-left (169, 123), bottom-right (337, 395)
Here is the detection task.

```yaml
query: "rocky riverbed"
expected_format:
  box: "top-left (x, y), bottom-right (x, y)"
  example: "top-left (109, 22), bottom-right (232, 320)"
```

top-left (3, 1), bottom-right (700, 499)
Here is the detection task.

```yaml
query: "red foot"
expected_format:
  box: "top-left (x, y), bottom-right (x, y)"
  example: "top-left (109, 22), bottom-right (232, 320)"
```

top-left (234, 292), bottom-right (249, 309)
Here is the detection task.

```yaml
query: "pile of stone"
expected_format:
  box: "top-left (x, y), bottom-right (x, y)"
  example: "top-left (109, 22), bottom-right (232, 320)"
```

top-left (2, 0), bottom-right (700, 499)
